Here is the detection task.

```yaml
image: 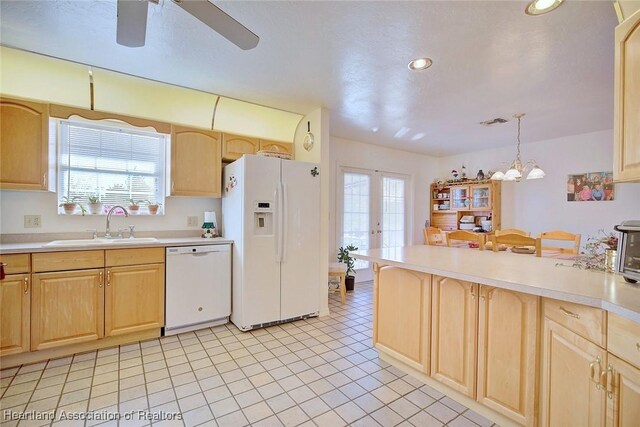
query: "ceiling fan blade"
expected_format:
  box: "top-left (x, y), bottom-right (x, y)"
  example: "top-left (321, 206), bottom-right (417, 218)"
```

top-left (173, 0), bottom-right (259, 50)
top-left (116, 0), bottom-right (149, 47)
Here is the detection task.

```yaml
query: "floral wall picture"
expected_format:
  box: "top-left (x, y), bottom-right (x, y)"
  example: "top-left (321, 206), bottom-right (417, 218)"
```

top-left (567, 171), bottom-right (614, 202)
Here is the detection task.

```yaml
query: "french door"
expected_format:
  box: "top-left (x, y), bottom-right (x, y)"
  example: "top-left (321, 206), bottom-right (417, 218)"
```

top-left (339, 167), bottom-right (409, 282)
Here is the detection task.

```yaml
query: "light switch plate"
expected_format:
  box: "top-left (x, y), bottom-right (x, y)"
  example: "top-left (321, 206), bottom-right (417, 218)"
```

top-left (187, 216), bottom-right (199, 227)
top-left (24, 215), bottom-right (42, 228)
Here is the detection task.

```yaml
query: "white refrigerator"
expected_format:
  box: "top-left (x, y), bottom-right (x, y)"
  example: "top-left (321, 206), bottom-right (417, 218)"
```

top-left (222, 155), bottom-right (320, 331)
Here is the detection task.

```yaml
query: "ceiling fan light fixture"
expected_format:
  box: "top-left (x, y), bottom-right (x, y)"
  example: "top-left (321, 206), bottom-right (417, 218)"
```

top-left (525, 0), bottom-right (564, 16)
top-left (408, 57), bottom-right (433, 71)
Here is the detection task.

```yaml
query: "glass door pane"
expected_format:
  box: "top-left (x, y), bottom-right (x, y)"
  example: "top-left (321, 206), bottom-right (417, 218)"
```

top-left (342, 172), bottom-right (371, 269)
top-left (471, 185), bottom-right (491, 210)
top-left (451, 186), bottom-right (470, 209)
top-left (381, 176), bottom-right (406, 248)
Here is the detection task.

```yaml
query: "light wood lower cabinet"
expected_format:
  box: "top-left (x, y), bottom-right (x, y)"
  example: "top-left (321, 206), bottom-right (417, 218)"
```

top-left (31, 269), bottom-right (105, 351)
top-left (540, 318), bottom-right (606, 427)
top-left (606, 354), bottom-right (640, 427)
top-left (477, 286), bottom-right (539, 426)
top-left (0, 274), bottom-right (30, 356)
top-left (431, 276), bottom-right (478, 397)
top-left (374, 266), bottom-right (430, 372)
top-left (105, 264), bottom-right (164, 337)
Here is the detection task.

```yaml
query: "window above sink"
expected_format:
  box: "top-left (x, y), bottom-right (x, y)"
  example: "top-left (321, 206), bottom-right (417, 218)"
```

top-left (56, 119), bottom-right (169, 216)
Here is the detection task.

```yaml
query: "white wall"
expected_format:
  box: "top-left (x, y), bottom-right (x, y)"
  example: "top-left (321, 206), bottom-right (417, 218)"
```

top-left (0, 191), bottom-right (219, 235)
top-left (437, 129), bottom-right (640, 243)
top-left (329, 136), bottom-right (439, 270)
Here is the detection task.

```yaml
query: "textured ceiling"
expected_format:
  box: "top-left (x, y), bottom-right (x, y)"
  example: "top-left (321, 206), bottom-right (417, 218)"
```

top-left (0, 0), bottom-right (618, 156)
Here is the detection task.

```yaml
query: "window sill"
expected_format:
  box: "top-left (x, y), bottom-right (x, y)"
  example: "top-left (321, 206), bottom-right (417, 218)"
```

top-left (58, 211), bottom-right (165, 216)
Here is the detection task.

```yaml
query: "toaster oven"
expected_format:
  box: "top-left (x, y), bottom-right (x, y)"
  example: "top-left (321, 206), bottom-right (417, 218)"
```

top-left (614, 220), bottom-right (640, 284)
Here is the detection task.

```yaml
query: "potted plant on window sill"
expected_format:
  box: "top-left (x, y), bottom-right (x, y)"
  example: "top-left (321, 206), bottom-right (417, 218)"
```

top-left (87, 194), bottom-right (103, 215)
top-left (59, 196), bottom-right (78, 215)
top-left (128, 199), bottom-right (144, 215)
top-left (337, 245), bottom-right (358, 292)
top-left (146, 200), bottom-right (162, 215)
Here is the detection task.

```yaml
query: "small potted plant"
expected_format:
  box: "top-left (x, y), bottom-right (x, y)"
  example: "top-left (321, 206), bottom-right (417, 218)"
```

top-left (337, 245), bottom-right (358, 292)
top-left (146, 200), bottom-right (162, 215)
top-left (59, 196), bottom-right (78, 215)
top-left (128, 199), bottom-right (143, 215)
top-left (87, 194), bottom-right (103, 215)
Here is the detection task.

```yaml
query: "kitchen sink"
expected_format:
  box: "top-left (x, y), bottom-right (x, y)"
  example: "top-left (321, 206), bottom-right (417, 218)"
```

top-left (43, 237), bottom-right (159, 247)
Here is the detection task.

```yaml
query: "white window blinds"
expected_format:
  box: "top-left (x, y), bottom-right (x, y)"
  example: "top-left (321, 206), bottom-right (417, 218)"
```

top-left (57, 120), bottom-right (167, 212)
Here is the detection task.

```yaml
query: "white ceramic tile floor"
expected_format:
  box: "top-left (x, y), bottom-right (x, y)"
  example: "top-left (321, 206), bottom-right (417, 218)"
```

top-left (0, 282), bottom-right (497, 426)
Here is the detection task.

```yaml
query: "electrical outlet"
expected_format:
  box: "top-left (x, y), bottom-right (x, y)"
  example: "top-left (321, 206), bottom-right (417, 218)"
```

top-left (187, 216), bottom-right (199, 227)
top-left (24, 215), bottom-right (42, 228)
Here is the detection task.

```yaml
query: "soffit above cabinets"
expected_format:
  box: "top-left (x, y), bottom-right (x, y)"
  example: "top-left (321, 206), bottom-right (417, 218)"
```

top-left (0, 1), bottom-right (617, 155)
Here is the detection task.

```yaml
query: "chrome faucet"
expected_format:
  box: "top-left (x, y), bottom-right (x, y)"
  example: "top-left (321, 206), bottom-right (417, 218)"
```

top-left (105, 205), bottom-right (129, 238)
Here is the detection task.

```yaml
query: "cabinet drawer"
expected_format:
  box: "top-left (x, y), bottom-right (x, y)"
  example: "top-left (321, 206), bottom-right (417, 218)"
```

top-left (543, 298), bottom-right (606, 347)
top-left (106, 248), bottom-right (164, 267)
top-left (608, 313), bottom-right (640, 369)
top-left (32, 250), bottom-right (104, 272)
top-left (0, 254), bottom-right (30, 274)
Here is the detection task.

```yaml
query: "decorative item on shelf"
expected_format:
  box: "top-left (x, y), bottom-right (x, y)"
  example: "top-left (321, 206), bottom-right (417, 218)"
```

top-left (146, 200), bottom-right (162, 215)
top-left (303, 121), bottom-right (314, 152)
top-left (225, 175), bottom-right (237, 193)
top-left (476, 169), bottom-right (485, 180)
top-left (128, 199), bottom-right (143, 215)
top-left (202, 211), bottom-right (218, 238)
top-left (87, 194), bottom-right (103, 215)
top-left (461, 165), bottom-right (467, 180)
top-left (451, 169), bottom-right (459, 181)
top-left (337, 245), bottom-right (358, 291)
top-left (257, 149), bottom-right (292, 160)
top-left (59, 196), bottom-right (79, 215)
top-left (490, 113), bottom-right (545, 182)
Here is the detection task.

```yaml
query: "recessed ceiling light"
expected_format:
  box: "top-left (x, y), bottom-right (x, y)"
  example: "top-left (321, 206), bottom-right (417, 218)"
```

top-left (408, 57), bottom-right (432, 71)
top-left (525, 0), bottom-right (564, 16)
top-left (372, 127), bottom-right (379, 132)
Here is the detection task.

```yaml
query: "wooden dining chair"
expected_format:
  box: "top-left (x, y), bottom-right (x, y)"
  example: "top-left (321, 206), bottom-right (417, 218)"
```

top-left (495, 228), bottom-right (531, 237)
top-left (539, 230), bottom-right (581, 254)
top-left (424, 227), bottom-right (444, 245)
top-left (446, 230), bottom-right (485, 250)
top-left (491, 233), bottom-right (541, 257)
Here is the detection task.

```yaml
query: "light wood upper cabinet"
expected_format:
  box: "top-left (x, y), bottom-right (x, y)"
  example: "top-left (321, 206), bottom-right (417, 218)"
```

top-left (259, 139), bottom-right (294, 156)
top-left (0, 97), bottom-right (49, 190)
top-left (431, 276), bottom-right (478, 397)
top-left (374, 266), bottom-right (431, 373)
top-left (31, 269), bottom-right (105, 351)
top-left (105, 264), bottom-right (164, 337)
top-left (540, 318), bottom-right (607, 427)
top-left (614, 9), bottom-right (640, 182)
top-left (170, 126), bottom-right (222, 197)
top-left (606, 354), bottom-right (640, 427)
top-left (222, 133), bottom-right (259, 161)
top-left (0, 274), bottom-right (30, 356)
top-left (477, 286), bottom-right (539, 426)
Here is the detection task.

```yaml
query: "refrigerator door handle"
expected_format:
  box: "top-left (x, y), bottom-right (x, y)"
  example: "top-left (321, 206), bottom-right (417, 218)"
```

top-left (275, 186), bottom-right (282, 262)
top-left (282, 182), bottom-right (287, 263)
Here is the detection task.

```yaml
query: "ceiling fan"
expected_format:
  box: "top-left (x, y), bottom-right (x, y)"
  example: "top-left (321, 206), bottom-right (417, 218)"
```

top-left (116, 0), bottom-right (259, 50)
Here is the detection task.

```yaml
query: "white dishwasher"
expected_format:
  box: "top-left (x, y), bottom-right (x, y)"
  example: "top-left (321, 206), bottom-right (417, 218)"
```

top-left (165, 244), bottom-right (231, 335)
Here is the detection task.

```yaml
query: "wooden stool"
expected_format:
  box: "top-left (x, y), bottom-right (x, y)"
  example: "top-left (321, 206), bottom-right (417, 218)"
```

top-left (328, 262), bottom-right (347, 304)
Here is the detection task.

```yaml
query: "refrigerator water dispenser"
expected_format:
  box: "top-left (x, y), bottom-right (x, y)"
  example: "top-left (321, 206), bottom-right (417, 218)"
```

top-left (254, 201), bottom-right (273, 235)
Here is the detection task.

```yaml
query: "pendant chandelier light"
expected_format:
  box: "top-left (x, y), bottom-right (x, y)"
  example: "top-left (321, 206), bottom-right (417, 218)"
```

top-left (491, 113), bottom-right (545, 181)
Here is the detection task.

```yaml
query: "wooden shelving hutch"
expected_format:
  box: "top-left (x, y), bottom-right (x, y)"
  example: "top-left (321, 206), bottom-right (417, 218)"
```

top-left (429, 180), bottom-right (501, 232)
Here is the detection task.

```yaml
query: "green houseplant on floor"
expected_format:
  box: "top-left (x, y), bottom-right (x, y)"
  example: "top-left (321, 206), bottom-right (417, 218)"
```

top-left (337, 245), bottom-right (358, 292)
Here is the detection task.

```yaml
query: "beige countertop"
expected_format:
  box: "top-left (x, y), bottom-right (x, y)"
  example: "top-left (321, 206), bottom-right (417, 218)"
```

top-left (0, 237), bottom-right (233, 254)
top-left (354, 245), bottom-right (640, 323)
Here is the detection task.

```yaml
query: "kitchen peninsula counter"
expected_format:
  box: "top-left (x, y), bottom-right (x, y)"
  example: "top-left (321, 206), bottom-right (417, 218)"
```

top-left (354, 245), bottom-right (640, 323)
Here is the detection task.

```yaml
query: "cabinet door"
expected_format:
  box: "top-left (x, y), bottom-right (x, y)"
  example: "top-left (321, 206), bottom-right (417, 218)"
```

top-left (431, 276), bottom-right (478, 397)
top-left (171, 126), bottom-right (222, 197)
top-left (0, 274), bottom-right (30, 356)
top-left (259, 139), bottom-right (294, 156)
top-left (105, 264), bottom-right (164, 337)
top-left (606, 354), bottom-right (640, 427)
top-left (31, 270), bottom-right (104, 351)
top-left (540, 318), bottom-right (606, 427)
top-left (450, 186), bottom-right (470, 210)
top-left (374, 266), bottom-right (431, 373)
top-left (470, 184), bottom-right (492, 210)
top-left (0, 98), bottom-right (49, 190)
top-left (222, 133), bottom-right (259, 161)
top-left (614, 10), bottom-right (640, 182)
top-left (477, 287), bottom-right (538, 426)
